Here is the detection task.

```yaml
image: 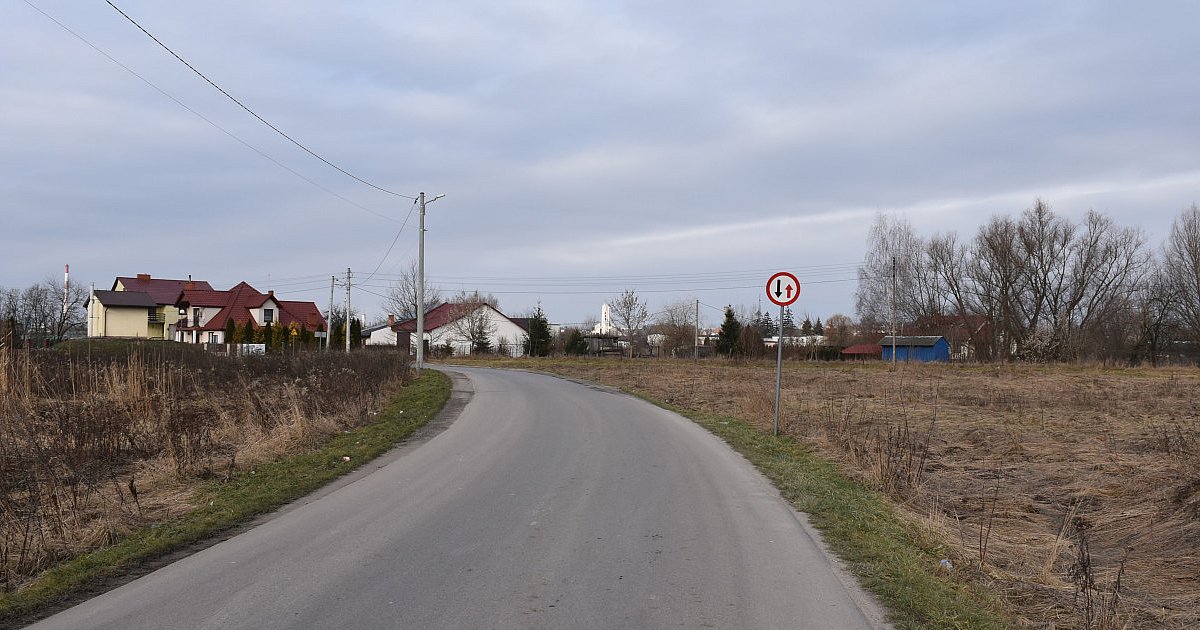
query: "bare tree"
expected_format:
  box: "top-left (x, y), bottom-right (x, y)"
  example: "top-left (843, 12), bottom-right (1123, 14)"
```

top-left (444, 292), bottom-right (498, 354)
top-left (823, 313), bottom-right (856, 347)
top-left (609, 289), bottom-right (648, 358)
top-left (1164, 204), bottom-right (1200, 342)
top-left (651, 299), bottom-right (696, 357)
top-left (1131, 261), bottom-right (1183, 365)
top-left (384, 260), bottom-right (444, 321)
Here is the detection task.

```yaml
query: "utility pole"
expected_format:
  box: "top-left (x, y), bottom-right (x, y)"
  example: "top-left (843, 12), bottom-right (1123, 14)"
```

top-left (415, 192), bottom-right (444, 375)
top-left (345, 268), bottom-right (352, 353)
top-left (416, 192), bottom-right (426, 375)
top-left (327, 275), bottom-right (336, 351)
top-left (891, 256), bottom-right (897, 369)
top-left (694, 299), bottom-right (699, 363)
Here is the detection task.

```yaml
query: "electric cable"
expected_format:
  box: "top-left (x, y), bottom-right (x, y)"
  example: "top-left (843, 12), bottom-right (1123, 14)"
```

top-left (103, 0), bottom-right (415, 200)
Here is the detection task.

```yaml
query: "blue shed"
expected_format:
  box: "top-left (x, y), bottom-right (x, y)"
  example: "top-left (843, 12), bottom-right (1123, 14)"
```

top-left (879, 336), bottom-right (950, 363)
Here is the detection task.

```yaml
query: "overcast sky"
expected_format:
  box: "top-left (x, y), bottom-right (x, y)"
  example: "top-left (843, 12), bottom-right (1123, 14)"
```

top-left (4, 1), bottom-right (1199, 327)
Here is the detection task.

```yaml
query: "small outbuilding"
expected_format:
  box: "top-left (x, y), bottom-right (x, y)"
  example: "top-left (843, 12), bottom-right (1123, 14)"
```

top-left (840, 343), bottom-right (883, 361)
top-left (879, 336), bottom-right (950, 363)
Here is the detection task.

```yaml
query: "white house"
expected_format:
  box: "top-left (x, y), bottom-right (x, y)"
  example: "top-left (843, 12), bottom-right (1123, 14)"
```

top-left (363, 315), bottom-right (400, 346)
top-left (394, 302), bottom-right (528, 356)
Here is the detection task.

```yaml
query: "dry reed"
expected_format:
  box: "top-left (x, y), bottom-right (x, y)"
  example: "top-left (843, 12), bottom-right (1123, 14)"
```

top-left (0, 344), bottom-right (408, 592)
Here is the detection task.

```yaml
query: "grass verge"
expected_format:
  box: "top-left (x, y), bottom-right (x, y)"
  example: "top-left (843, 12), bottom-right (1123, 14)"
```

top-left (505, 357), bottom-right (1013, 629)
top-left (0, 369), bottom-right (451, 624)
top-left (670, 405), bottom-right (1011, 629)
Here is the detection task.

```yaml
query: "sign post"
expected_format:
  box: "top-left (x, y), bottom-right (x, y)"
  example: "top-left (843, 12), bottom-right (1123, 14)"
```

top-left (766, 272), bottom-right (800, 436)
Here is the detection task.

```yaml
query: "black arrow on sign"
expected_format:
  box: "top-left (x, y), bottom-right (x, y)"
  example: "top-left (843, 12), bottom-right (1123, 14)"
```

top-left (775, 279), bottom-right (782, 298)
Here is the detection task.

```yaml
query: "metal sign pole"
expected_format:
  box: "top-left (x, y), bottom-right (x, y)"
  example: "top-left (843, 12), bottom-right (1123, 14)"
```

top-left (774, 303), bottom-right (783, 436)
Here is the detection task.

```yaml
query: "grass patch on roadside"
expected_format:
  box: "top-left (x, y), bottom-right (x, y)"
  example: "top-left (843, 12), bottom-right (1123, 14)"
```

top-left (650, 398), bottom-right (1011, 630)
top-left (0, 369), bottom-right (451, 623)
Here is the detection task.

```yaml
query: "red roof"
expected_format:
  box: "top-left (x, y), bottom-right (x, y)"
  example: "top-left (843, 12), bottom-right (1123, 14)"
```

top-left (115, 275), bottom-right (212, 305)
top-left (841, 343), bottom-right (883, 355)
top-left (279, 300), bottom-right (326, 330)
top-left (392, 302), bottom-right (513, 333)
top-left (176, 281), bottom-right (326, 332)
top-left (394, 303), bottom-right (457, 332)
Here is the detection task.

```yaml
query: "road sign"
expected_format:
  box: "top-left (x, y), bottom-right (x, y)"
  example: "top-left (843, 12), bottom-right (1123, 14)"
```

top-left (765, 272), bottom-right (800, 307)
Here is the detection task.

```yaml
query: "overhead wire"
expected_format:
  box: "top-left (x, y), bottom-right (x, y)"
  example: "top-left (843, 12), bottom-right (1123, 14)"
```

top-left (359, 198), bottom-right (420, 285)
top-left (103, 0), bottom-right (416, 201)
top-left (22, 0), bottom-right (403, 224)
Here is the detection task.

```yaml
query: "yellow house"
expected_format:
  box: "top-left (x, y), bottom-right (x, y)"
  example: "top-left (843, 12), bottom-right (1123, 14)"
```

top-left (87, 274), bottom-right (213, 339)
top-left (88, 290), bottom-right (161, 338)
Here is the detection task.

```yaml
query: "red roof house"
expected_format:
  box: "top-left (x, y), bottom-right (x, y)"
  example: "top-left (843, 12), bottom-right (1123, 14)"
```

top-left (175, 281), bottom-right (326, 344)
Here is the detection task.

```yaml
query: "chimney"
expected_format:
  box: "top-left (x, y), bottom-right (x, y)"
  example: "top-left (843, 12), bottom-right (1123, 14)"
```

top-left (136, 273), bottom-right (151, 281)
top-left (267, 290), bottom-right (274, 298)
top-left (387, 314), bottom-right (396, 327)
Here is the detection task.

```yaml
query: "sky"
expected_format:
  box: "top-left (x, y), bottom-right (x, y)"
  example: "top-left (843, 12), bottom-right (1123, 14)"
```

top-left (4, 1), bottom-right (1199, 328)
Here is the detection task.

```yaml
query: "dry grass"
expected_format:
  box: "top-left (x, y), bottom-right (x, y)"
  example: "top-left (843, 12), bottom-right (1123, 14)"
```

top-left (491, 357), bottom-right (1199, 630)
top-left (0, 343), bottom-right (409, 594)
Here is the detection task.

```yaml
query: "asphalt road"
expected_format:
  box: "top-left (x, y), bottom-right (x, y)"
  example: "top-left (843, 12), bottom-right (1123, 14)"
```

top-left (31, 367), bottom-right (888, 629)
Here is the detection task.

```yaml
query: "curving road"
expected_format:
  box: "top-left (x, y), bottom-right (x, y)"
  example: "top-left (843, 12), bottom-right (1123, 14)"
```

top-left (31, 367), bottom-right (887, 629)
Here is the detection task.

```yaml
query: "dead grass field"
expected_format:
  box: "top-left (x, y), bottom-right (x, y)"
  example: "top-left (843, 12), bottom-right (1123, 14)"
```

top-left (494, 357), bottom-right (1199, 630)
top-left (0, 343), bottom-right (409, 594)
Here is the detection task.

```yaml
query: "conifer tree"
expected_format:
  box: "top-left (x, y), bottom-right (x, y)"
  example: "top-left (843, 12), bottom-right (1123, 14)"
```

top-left (780, 308), bottom-right (797, 337)
top-left (240, 319), bottom-right (256, 344)
top-left (224, 317), bottom-right (237, 344)
top-left (524, 306), bottom-right (553, 357)
top-left (814, 317), bottom-right (824, 335)
top-left (716, 306), bottom-right (743, 356)
top-left (801, 316), bottom-right (813, 336)
top-left (564, 329), bottom-right (588, 355)
top-left (350, 318), bottom-right (363, 348)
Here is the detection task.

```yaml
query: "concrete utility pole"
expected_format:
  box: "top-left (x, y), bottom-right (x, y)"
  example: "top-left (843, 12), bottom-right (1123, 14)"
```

top-left (694, 299), bottom-right (700, 363)
top-left (415, 192), bottom-right (444, 376)
top-left (345, 268), bottom-right (352, 353)
top-left (416, 192), bottom-right (426, 374)
top-left (327, 275), bottom-right (336, 352)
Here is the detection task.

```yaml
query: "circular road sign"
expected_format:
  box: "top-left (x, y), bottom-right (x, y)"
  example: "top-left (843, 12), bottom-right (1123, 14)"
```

top-left (766, 272), bottom-right (801, 307)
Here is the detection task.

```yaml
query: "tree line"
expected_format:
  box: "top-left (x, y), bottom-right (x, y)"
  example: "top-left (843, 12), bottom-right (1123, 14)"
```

top-left (0, 278), bottom-right (88, 347)
top-left (855, 201), bottom-right (1200, 364)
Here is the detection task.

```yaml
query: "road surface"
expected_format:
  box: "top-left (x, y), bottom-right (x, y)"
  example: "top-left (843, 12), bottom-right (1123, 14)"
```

top-left (31, 367), bottom-right (888, 629)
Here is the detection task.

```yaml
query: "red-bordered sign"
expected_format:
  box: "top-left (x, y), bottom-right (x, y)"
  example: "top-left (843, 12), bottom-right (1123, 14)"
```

top-left (766, 272), bottom-right (800, 307)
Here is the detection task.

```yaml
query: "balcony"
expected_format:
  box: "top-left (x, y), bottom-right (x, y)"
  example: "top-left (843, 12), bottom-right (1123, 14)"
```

top-left (147, 313), bottom-right (167, 324)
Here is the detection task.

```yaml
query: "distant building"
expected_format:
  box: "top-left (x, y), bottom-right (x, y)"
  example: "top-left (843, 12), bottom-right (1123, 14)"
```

top-left (363, 315), bottom-right (400, 346)
top-left (592, 303), bottom-right (619, 336)
top-left (841, 343), bottom-right (883, 361)
top-left (174, 282), bottom-right (325, 344)
top-left (879, 336), bottom-right (950, 363)
top-left (393, 302), bottom-right (528, 356)
top-left (88, 274), bottom-right (213, 339)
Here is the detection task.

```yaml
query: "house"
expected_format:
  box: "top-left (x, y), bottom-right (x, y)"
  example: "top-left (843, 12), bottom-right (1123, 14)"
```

top-left (393, 302), bottom-right (528, 356)
top-left (879, 336), bottom-right (950, 363)
top-left (174, 281), bottom-right (326, 344)
top-left (363, 315), bottom-right (401, 346)
top-left (88, 274), bottom-right (213, 339)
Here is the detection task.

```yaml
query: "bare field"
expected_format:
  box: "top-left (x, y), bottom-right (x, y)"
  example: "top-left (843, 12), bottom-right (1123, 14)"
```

top-left (491, 358), bottom-right (1199, 629)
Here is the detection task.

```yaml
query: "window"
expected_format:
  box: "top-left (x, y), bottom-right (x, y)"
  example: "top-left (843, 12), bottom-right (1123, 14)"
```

top-left (208, 332), bottom-right (219, 344)
top-left (264, 308), bottom-right (274, 324)
top-left (192, 307), bottom-right (201, 327)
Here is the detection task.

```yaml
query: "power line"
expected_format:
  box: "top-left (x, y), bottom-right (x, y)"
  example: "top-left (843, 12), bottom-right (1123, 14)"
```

top-left (23, 0), bottom-right (403, 224)
top-left (361, 198), bottom-right (420, 285)
top-left (103, 0), bottom-right (415, 201)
